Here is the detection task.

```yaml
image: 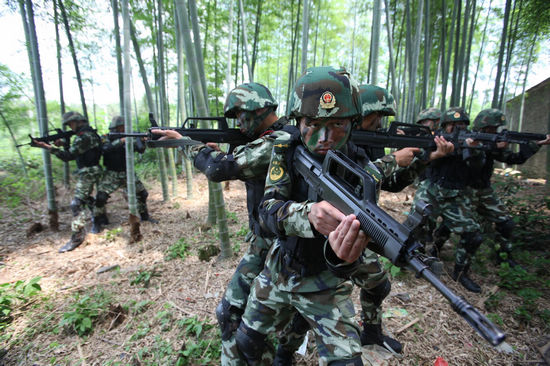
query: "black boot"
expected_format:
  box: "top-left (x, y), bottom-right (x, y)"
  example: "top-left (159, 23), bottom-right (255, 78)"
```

top-left (91, 216), bottom-right (103, 234)
top-left (140, 210), bottom-right (158, 224)
top-left (360, 323), bottom-right (403, 354)
top-left (98, 213), bottom-right (109, 225)
top-left (59, 230), bottom-right (86, 253)
top-left (452, 264), bottom-right (481, 293)
top-left (273, 345), bottom-right (294, 366)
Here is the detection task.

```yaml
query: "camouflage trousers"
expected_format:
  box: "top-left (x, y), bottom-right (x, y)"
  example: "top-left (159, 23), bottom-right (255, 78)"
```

top-left (242, 274), bottom-right (362, 364)
top-left (220, 233), bottom-right (273, 366)
top-left (95, 170), bottom-right (147, 215)
top-left (351, 249), bottom-right (389, 325)
top-left (472, 187), bottom-right (513, 253)
top-left (412, 180), bottom-right (481, 266)
top-left (72, 166), bottom-right (102, 232)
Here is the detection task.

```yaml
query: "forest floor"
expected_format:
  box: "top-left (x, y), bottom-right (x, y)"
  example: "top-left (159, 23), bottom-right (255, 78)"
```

top-left (0, 172), bottom-right (549, 366)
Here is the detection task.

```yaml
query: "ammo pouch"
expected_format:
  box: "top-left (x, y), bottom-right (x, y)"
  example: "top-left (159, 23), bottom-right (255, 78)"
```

top-left (279, 236), bottom-right (328, 277)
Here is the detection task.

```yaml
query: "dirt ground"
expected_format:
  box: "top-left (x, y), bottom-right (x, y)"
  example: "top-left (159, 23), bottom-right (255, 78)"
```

top-left (0, 173), bottom-right (549, 365)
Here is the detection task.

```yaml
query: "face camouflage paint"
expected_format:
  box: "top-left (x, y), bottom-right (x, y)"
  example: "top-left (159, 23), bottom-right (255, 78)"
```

top-left (299, 117), bottom-right (352, 156)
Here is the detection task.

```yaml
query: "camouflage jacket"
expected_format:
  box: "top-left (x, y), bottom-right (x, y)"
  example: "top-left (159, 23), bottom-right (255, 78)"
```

top-left (51, 125), bottom-right (102, 170)
top-left (101, 135), bottom-right (146, 172)
top-left (258, 131), bottom-right (401, 292)
top-left (186, 117), bottom-right (295, 236)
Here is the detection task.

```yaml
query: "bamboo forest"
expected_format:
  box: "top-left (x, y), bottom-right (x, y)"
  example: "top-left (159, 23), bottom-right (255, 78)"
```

top-left (0, 0), bottom-right (549, 365)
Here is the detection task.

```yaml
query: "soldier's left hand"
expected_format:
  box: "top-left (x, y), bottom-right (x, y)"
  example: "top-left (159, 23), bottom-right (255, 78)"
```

top-left (151, 129), bottom-right (183, 140)
top-left (328, 214), bottom-right (370, 263)
top-left (428, 136), bottom-right (454, 161)
top-left (206, 142), bottom-right (221, 151)
top-left (392, 147), bottom-right (421, 167)
top-left (33, 140), bottom-right (52, 150)
top-left (537, 134), bottom-right (550, 146)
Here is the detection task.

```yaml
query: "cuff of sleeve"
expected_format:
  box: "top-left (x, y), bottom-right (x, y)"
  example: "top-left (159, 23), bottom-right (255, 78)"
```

top-left (323, 240), bottom-right (359, 278)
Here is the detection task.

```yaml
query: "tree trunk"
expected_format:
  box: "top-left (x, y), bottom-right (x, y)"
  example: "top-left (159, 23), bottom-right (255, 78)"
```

top-left (370, 0), bottom-right (381, 85)
top-left (300, 0), bottom-right (310, 74)
top-left (251, 0), bottom-right (262, 77)
top-left (491, 0), bottom-right (512, 109)
top-left (383, 0), bottom-right (397, 103)
top-left (112, 0), bottom-right (124, 115)
top-left (238, 0), bottom-right (253, 82)
top-left (121, 0), bottom-right (141, 242)
top-left (58, 0), bottom-right (88, 120)
top-left (0, 111), bottom-right (28, 178)
top-left (53, 0), bottom-right (70, 188)
top-left (19, 0), bottom-right (59, 230)
top-left (188, 0), bottom-right (208, 102)
top-left (468, 0), bottom-right (491, 112)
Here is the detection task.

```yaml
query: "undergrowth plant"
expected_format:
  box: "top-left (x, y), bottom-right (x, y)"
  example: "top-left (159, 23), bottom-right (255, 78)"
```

top-left (0, 277), bottom-right (42, 330)
top-left (57, 288), bottom-right (112, 337)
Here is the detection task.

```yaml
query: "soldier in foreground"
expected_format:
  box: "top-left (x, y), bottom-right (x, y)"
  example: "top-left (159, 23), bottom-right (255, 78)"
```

top-left (92, 116), bottom-right (156, 234)
top-left (152, 82), bottom-right (307, 365)
top-left (470, 109), bottom-right (550, 266)
top-left (33, 112), bottom-right (102, 252)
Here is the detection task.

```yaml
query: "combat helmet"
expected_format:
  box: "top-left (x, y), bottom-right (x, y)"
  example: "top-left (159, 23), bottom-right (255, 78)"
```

top-left (288, 66), bottom-right (361, 120)
top-left (358, 85), bottom-right (396, 117)
top-left (223, 82), bottom-right (278, 138)
top-left (473, 109), bottom-right (506, 131)
top-left (416, 107), bottom-right (442, 124)
top-left (441, 107), bottom-right (470, 126)
top-left (62, 111), bottom-right (87, 126)
top-left (109, 116), bottom-right (125, 130)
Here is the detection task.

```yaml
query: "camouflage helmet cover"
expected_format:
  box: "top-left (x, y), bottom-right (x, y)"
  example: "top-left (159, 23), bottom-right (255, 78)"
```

top-left (358, 84), bottom-right (396, 117)
top-left (416, 107), bottom-right (442, 124)
top-left (473, 108), bottom-right (506, 131)
top-left (442, 106), bottom-right (470, 125)
top-left (109, 116), bottom-right (125, 130)
top-left (223, 82), bottom-right (278, 118)
top-left (288, 66), bottom-right (361, 120)
top-left (62, 111), bottom-right (87, 126)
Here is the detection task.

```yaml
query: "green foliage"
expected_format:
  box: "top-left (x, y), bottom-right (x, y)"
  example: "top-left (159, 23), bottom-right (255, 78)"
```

top-left (0, 277), bottom-right (42, 330)
top-left (486, 313), bottom-right (504, 326)
top-left (484, 291), bottom-right (504, 312)
top-left (225, 210), bottom-right (238, 223)
top-left (165, 238), bottom-right (190, 261)
top-left (379, 257), bottom-right (402, 278)
top-left (58, 289), bottom-right (112, 337)
top-left (104, 227), bottom-right (122, 242)
top-left (175, 316), bottom-right (221, 365)
top-left (130, 270), bottom-right (161, 288)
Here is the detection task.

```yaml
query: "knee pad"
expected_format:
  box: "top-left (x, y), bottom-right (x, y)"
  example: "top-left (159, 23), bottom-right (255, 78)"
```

top-left (235, 322), bottom-right (267, 364)
top-left (215, 298), bottom-right (243, 341)
top-left (360, 278), bottom-right (391, 308)
top-left (70, 198), bottom-right (84, 216)
top-left (495, 219), bottom-right (515, 239)
top-left (460, 232), bottom-right (484, 254)
top-left (95, 191), bottom-right (110, 208)
top-left (137, 189), bottom-right (148, 202)
top-left (328, 356), bottom-right (364, 366)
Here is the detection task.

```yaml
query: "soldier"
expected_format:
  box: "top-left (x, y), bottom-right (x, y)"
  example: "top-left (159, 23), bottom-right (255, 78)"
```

top-left (410, 107), bottom-right (485, 292)
top-left (152, 82), bottom-right (307, 365)
top-left (91, 116), bottom-right (156, 234)
top-left (33, 111), bottom-right (102, 252)
top-left (470, 109), bottom-right (550, 266)
top-left (415, 107), bottom-right (442, 131)
top-left (235, 67), bottom-right (452, 365)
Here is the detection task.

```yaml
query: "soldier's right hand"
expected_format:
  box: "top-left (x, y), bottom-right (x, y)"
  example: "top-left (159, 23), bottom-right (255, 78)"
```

top-left (308, 201), bottom-right (345, 236)
top-left (328, 214), bottom-right (369, 263)
top-left (53, 139), bottom-right (64, 147)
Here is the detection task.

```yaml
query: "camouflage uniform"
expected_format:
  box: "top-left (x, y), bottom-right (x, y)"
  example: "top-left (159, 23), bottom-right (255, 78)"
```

top-left (50, 112), bottom-right (102, 252)
top-left (184, 82), bottom-right (305, 366)
top-left (470, 109), bottom-right (541, 264)
top-left (237, 67), bottom-right (405, 365)
top-left (411, 107), bottom-right (485, 292)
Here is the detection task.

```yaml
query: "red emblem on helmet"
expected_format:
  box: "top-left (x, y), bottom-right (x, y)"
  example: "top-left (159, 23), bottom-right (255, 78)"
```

top-left (320, 91), bottom-right (336, 109)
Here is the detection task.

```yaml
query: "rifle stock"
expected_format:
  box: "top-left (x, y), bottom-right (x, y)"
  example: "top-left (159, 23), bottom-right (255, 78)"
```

top-left (293, 145), bottom-right (506, 346)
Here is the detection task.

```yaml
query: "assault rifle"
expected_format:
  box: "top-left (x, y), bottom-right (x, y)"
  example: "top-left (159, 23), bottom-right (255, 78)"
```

top-left (108, 113), bottom-right (251, 152)
top-left (350, 122), bottom-right (547, 151)
top-left (294, 144), bottom-right (506, 346)
top-left (17, 128), bottom-right (75, 148)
